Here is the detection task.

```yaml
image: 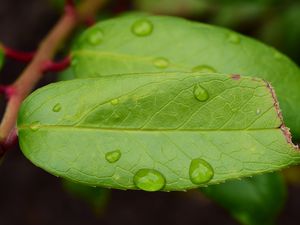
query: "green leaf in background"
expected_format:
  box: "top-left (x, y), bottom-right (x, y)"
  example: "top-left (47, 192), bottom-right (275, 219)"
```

top-left (201, 173), bottom-right (286, 225)
top-left (62, 179), bottom-right (110, 214)
top-left (71, 15), bottom-right (300, 139)
top-left (0, 44), bottom-right (4, 70)
top-left (133, 0), bottom-right (209, 16)
top-left (18, 72), bottom-right (300, 191)
top-left (259, 3), bottom-right (300, 63)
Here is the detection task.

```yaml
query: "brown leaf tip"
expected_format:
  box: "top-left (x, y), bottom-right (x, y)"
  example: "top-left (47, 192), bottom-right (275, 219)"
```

top-left (265, 81), bottom-right (298, 149)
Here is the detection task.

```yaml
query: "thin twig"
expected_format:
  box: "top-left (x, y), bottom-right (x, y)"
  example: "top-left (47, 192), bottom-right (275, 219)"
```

top-left (0, 0), bottom-right (107, 142)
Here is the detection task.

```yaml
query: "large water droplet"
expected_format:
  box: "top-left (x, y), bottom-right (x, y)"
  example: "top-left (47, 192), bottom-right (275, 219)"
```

top-left (30, 121), bottom-right (41, 131)
top-left (189, 158), bottom-right (214, 184)
top-left (110, 98), bottom-right (119, 106)
top-left (52, 103), bottom-right (62, 112)
top-left (105, 149), bottom-right (121, 163)
top-left (228, 33), bottom-right (240, 44)
top-left (193, 83), bottom-right (209, 101)
top-left (153, 57), bottom-right (169, 69)
top-left (131, 19), bottom-right (153, 36)
top-left (133, 169), bottom-right (165, 192)
top-left (192, 65), bottom-right (216, 73)
top-left (87, 28), bottom-right (104, 45)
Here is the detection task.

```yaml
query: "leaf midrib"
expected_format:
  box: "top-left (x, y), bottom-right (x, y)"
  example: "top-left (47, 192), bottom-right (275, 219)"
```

top-left (18, 124), bottom-right (282, 132)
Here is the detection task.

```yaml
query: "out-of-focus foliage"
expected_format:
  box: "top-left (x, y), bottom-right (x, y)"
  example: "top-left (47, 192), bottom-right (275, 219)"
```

top-left (62, 179), bottom-right (110, 213)
top-left (202, 173), bottom-right (286, 225)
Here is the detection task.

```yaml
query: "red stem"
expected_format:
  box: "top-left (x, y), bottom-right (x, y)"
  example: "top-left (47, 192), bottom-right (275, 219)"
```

top-left (0, 85), bottom-right (16, 99)
top-left (42, 56), bottom-right (71, 72)
top-left (3, 46), bottom-right (35, 62)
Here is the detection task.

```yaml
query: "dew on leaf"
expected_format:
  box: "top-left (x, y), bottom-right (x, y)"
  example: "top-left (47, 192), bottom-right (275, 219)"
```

top-left (71, 56), bottom-right (78, 66)
top-left (30, 121), bottom-right (41, 131)
top-left (110, 98), bottom-right (119, 105)
top-left (256, 108), bottom-right (261, 115)
top-left (131, 19), bottom-right (153, 36)
top-left (192, 65), bottom-right (216, 73)
top-left (133, 169), bottom-right (165, 191)
top-left (228, 33), bottom-right (241, 44)
top-left (52, 103), bottom-right (62, 112)
top-left (189, 158), bottom-right (214, 184)
top-left (274, 52), bottom-right (283, 60)
top-left (105, 149), bottom-right (121, 163)
top-left (87, 28), bottom-right (104, 45)
top-left (193, 83), bottom-right (209, 101)
top-left (153, 57), bottom-right (169, 69)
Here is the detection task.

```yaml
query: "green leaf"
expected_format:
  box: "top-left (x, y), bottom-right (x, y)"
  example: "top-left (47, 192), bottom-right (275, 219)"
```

top-left (71, 15), bottom-right (300, 139)
top-left (17, 72), bottom-right (300, 191)
top-left (201, 173), bottom-right (286, 225)
top-left (0, 45), bottom-right (4, 70)
top-left (62, 179), bottom-right (110, 213)
top-left (57, 67), bottom-right (76, 81)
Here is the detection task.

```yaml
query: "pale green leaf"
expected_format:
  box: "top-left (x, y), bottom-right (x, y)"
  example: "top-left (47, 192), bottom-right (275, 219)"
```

top-left (71, 15), bottom-right (300, 139)
top-left (17, 72), bottom-right (300, 191)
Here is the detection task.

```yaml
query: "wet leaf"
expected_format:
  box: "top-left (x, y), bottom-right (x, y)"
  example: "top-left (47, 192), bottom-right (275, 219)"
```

top-left (18, 72), bottom-right (300, 191)
top-left (71, 15), bottom-right (300, 139)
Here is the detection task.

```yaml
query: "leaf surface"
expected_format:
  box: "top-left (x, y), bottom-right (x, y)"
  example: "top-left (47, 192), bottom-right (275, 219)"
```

top-left (18, 72), bottom-right (300, 191)
top-left (201, 173), bottom-right (286, 225)
top-left (71, 15), bottom-right (300, 139)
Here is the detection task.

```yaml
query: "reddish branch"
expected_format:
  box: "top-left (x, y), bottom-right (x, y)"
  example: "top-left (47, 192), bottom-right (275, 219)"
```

top-left (2, 46), bottom-right (35, 62)
top-left (0, 0), bottom-right (107, 147)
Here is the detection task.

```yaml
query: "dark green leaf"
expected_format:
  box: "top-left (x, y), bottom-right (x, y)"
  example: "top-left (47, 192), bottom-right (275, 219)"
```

top-left (17, 72), bottom-right (300, 191)
top-left (71, 15), bottom-right (300, 139)
top-left (201, 173), bottom-right (286, 225)
top-left (62, 179), bottom-right (110, 212)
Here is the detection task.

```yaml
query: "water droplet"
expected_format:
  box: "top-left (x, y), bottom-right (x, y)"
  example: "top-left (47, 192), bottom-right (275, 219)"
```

top-left (105, 149), bottom-right (121, 163)
top-left (87, 28), bottom-right (104, 45)
top-left (256, 108), bottom-right (261, 115)
top-left (193, 83), bottom-right (209, 101)
top-left (131, 19), bottom-right (153, 36)
top-left (30, 121), bottom-right (41, 131)
top-left (274, 52), bottom-right (283, 59)
top-left (52, 103), bottom-right (62, 112)
top-left (192, 65), bottom-right (216, 73)
top-left (71, 57), bottom-right (78, 66)
top-left (228, 33), bottom-right (240, 44)
top-left (153, 57), bottom-right (169, 69)
top-left (110, 98), bottom-right (119, 105)
top-left (133, 169), bottom-right (165, 192)
top-left (189, 158), bottom-right (214, 184)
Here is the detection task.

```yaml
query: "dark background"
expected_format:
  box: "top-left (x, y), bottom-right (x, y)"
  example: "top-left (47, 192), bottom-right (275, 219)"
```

top-left (1, 0), bottom-right (300, 225)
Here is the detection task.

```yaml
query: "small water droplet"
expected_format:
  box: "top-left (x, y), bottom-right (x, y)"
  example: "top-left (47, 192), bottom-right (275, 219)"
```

top-left (52, 103), bottom-right (62, 112)
top-left (193, 83), bottom-right (209, 101)
top-left (192, 65), bottom-right (216, 73)
top-left (153, 57), bottom-right (169, 69)
top-left (110, 98), bottom-right (119, 105)
top-left (274, 52), bottom-right (283, 59)
top-left (133, 169), bottom-right (165, 192)
top-left (228, 33), bottom-right (240, 44)
top-left (30, 121), bottom-right (41, 131)
top-left (189, 158), bottom-right (214, 184)
top-left (105, 149), bottom-right (121, 163)
top-left (256, 108), bottom-right (261, 115)
top-left (87, 28), bottom-right (104, 45)
top-left (71, 57), bottom-right (78, 66)
top-left (131, 19), bottom-right (153, 36)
